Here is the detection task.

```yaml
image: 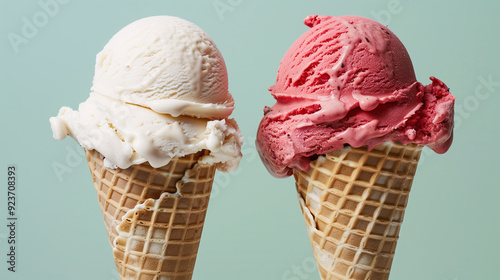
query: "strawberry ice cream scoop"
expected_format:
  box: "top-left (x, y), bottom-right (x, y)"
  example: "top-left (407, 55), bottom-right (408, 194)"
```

top-left (256, 15), bottom-right (455, 178)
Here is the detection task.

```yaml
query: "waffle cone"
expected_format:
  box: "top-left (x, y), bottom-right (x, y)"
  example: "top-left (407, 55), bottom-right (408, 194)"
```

top-left (86, 149), bottom-right (216, 280)
top-left (294, 142), bottom-right (422, 280)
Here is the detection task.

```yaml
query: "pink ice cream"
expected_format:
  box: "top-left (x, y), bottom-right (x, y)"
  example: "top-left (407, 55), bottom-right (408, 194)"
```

top-left (256, 15), bottom-right (455, 178)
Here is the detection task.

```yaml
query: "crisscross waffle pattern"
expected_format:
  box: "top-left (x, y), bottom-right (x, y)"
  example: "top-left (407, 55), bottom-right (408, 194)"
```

top-left (86, 149), bottom-right (216, 280)
top-left (294, 142), bottom-right (422, 280)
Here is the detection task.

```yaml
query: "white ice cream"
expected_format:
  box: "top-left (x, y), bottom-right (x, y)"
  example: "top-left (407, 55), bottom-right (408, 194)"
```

top-left (92, 16), bottom-right (234, 119)
top-left (50, 16), bottom-right (242, 171)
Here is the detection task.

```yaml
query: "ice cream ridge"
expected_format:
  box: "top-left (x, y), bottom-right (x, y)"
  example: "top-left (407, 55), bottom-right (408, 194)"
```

top-left (50, 16), bottom-right (242, 280)
top-left (257, 15), bottom-right (455, 280)
top-left (257, 15), bottom-right (454, 178)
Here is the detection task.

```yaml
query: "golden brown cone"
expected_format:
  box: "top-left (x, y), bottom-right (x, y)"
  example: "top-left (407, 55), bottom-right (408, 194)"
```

top-left (294, 142), bottom-right (422, 280)
top-left (86, 149), bottom-right (216, 280)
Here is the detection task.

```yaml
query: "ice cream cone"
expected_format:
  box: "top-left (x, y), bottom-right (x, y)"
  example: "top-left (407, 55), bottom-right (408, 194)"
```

top-left (293, 142), bottom-right (422, 280)
top-left (86, 148), bottom-right (216, 280)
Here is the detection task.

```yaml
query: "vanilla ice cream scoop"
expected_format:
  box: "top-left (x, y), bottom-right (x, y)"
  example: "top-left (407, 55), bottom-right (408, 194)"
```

top-left (92, 16), bottom-right (234, 119)
top-left (50, 16), bottom-right (242, 171)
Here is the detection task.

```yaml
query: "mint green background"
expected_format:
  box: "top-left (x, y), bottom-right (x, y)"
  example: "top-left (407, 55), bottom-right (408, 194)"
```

top-left (1, 0), bottom-right (499, 279)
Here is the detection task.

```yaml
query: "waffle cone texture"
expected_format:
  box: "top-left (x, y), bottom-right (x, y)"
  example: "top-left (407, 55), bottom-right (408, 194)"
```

top-left (294, 142), bottom-right (422, 280)
top-left (86, 149), bottom-right (216, 280)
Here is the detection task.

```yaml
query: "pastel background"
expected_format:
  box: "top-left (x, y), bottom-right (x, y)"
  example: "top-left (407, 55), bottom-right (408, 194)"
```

top-left (1, 0), bottom-right (499, 279)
